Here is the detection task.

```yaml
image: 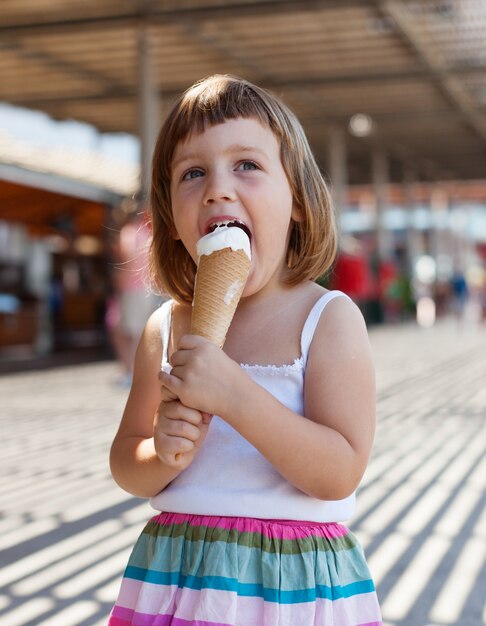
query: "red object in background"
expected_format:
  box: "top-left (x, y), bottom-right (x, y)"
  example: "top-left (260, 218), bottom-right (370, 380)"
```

top-left (331, 253), bottom-right (375, 301)
top-left (378, 259), bottom-right (398, 299)
top-left (477, 243), bottom-right (486, 261)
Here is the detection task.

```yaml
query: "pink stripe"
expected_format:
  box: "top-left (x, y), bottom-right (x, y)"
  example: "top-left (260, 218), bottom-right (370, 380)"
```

top-left (108, 605), bottom-right (134, 624)
top-left (108, 617), bottom-right (129, 626)
top-left (110, 605), bottom-right (231, 626)
top-left (166, 618), bottom-right (230, 626)
top-left (150, 512), bottom-right (350, 540)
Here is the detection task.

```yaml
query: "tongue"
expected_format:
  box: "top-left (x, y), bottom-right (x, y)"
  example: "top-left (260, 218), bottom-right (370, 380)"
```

top-left (226, 221), bottom-right (251, 241)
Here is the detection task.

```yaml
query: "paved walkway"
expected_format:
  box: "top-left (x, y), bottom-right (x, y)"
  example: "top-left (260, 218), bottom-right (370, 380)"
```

top-left (1, 319), bottom-right (485, 626)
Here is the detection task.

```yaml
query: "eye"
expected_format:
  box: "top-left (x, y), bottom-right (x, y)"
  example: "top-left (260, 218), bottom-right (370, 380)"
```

top-left (182, 168), bottom-right (204, 181)
top-left (237, 160), bottom-right (258, 171)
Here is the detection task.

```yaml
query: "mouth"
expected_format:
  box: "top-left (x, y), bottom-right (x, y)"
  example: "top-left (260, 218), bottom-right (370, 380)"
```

top-left (207, 219), bottom-right (252, 243)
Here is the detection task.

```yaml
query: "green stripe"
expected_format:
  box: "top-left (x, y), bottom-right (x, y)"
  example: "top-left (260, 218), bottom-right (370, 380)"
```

top-left (142, 520), bottom-right (356, 555)
top-left (128, 532), bottom-right (370, 590)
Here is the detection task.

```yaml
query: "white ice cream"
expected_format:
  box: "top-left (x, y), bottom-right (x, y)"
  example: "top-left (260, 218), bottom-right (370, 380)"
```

top-left (196, 226), bottom-right (251, 262)
top-left (224, 280), bottom-right (244, 305)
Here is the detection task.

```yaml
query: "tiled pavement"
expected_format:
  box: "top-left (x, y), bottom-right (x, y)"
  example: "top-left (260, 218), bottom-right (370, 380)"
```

top-left (1, 319), bottom-right (485, 626)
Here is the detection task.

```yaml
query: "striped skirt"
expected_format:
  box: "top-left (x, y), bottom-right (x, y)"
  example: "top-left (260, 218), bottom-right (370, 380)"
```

top-left (108, 512), bottom-right (382, 626)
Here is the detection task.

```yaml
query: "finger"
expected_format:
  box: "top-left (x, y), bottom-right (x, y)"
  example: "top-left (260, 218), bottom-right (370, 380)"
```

top-left (168, 364), bottom-right (186, 381)
top-left (157, 434), bottom-right (195, 456)
top-left (158, 370), bottom-right (180, 401)
top-left (160, 384), bottom-right (178, 402)
top-left (169, 350), bottom-right (188, 368)
top-left (160, 451), bottom-right (185, 469)
top-left (192, 418), bottom-right (212, 452)
top-left (162, 408), bottom-right (203, 437)
top-left (160, 416), bottom-right (202, 442)
top-left (177, 334), bottom-right (207, 350)
top-left (162, 401), bottom-right (203, 426)
top-left (202, 412), bottom-right (213, 425)
top-left (160, 369), bottom-right (183, 393)
top-left (172, 418), bottom-right (202, 442)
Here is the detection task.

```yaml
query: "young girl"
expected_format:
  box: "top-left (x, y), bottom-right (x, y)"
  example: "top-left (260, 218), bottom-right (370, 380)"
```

top-left (108, 75), bottom-right (382, 626)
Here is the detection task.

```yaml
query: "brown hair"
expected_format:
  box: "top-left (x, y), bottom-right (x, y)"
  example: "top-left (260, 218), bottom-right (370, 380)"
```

top-left (149, 74), bottom-right (337, 304)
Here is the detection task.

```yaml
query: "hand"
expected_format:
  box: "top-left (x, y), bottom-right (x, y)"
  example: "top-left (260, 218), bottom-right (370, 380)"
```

top-left (153, 383), bottom-right (212, 470)
top-left (160, 334), bottom-right (242, 418)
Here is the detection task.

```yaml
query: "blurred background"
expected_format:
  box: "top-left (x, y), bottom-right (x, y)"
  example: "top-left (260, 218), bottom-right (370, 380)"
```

top-left (1, 0), bottom-right (486, 365)
top-left (1, 2), bottom-right (485, 626)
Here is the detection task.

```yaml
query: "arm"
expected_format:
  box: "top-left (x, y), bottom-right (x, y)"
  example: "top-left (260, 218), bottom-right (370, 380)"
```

top-left (109, 308), bottom-right (209, 498)
top-left (163, 297), bottom-right (376, 501)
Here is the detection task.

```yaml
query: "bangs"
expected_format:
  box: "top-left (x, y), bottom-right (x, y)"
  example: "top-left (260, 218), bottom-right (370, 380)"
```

top-left (172, 75), bottom-right (280, 147)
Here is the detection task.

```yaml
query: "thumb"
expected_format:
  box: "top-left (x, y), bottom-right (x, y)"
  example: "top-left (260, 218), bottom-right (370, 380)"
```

top-left (160, 384), bottom-right (179, 402)
top-left (159, 370), bottom-right (182, 398)
top-left (202, 412), bottom-right (213, 425)
top-left (195, 413), bottom-right (213, 448)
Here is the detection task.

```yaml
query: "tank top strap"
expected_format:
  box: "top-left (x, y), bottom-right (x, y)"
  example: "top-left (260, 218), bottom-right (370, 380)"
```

top-left (300, 290), bottom-right (351, 366)
top-left (159, 299), bottom-right (174, 371)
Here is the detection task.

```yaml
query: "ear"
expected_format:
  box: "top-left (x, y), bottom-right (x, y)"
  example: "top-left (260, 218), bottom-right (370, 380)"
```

top-left (291, 202), bottom-right (304, 223)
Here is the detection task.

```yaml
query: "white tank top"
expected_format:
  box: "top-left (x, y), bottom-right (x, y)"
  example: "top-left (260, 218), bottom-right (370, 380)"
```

top-left (150, 290), bottom-right (356, 522)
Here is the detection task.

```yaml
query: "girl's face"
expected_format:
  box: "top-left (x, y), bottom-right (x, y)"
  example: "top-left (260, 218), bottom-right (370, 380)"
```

top-left (170, 117), bottom-right (301, 300)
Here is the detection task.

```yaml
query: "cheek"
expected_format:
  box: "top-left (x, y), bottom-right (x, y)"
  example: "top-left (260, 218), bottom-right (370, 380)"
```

top-left (171, 198), bottom-right (192, 236)
top-left (273, 208), bottom-right (296, 248)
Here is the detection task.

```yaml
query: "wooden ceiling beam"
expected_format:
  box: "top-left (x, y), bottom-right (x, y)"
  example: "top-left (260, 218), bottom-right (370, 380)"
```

top-left (0, 39), bottom-right (128, 93)
top-left (5, 65), bottom-right (486, 108)
top-left (4, 64), bottom-right (486, 105)
top-left (0, 1), bottom-right (375, 35)
top-left (378, 0), bottom-right (486, 143)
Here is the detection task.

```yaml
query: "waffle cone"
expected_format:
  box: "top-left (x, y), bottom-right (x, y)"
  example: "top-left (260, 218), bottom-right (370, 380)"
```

top-left (191, 247), bottom-right (251, 347)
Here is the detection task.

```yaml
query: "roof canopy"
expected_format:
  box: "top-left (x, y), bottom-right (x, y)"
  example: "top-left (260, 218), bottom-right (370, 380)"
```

top-left (1, 0), bottom-right (486, 183)
top-left (0, 177), bottom-right (107, 236)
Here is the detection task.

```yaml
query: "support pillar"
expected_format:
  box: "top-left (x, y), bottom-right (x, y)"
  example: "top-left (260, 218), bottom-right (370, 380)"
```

top-left (403, 165), bottom-right (417, 274)
top-left (328, 127), bottom-right (348, 236)
top-left (372, 146), bottom-right (389, 261)
top-left (137, 21), bottom-right (160, 204)
top-left (430, 184), bottom-right (449, 269)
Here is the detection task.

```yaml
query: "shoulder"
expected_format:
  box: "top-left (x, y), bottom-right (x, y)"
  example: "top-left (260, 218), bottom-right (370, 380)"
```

top-left (308, 291), bottom-right (371, 368)
top-left (142, 298), bottom-right (192, 359)
top-left (137, 299), bottom-right (172, 359)
top-left (144, 299), bottom-right (170, 337)
top-left (134, 307), bottom-right (161, 366)
top-left (132, 298), bottom-right (187, 378)
top-left (319, 291), bottom-right (367, 333)
top-left (297, 283), bottom-right (366, 335)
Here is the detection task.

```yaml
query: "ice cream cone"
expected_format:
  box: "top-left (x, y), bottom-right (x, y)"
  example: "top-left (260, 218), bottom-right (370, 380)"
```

top-left (191, 246), bottom-right (251, 347)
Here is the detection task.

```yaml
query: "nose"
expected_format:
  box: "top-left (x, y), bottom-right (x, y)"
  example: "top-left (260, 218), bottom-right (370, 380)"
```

top-left (203, 169), bottom-right (235, 205)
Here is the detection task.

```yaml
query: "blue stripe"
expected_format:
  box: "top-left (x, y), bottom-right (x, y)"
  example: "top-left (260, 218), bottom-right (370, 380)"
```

top-left (124, 566), bottom-right (375, 603)
top-left (129, 531), bottom-right (365, 586)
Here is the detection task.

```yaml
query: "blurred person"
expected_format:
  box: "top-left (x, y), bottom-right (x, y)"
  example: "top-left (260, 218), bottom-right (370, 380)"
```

top-left (378, 257), bottom-right (401, 322)
top-left (450, 268), bottom-right (469, 323)
top-left (104, 292), bottom-right (130, 384)
top-left (113, 209), bottom-right (160, 386)
top-left (479, 275), bottom-right (486, 323)
top-left (329, 235), bottom-right (376, 321)
top-left (108, 75), bottom-right (382, 625)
